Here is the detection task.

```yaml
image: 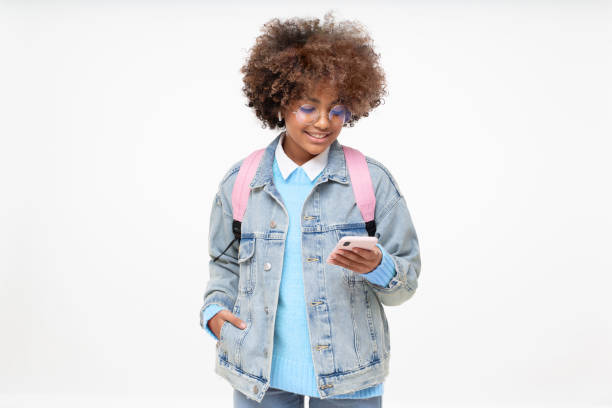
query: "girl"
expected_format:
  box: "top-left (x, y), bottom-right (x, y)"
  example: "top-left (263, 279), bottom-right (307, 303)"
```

top-left (200, 12), bottom-right (421, 408)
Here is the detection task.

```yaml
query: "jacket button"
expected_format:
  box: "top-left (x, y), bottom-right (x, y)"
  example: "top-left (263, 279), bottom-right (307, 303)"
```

top-left (270, 220), bottom-right (276, 228)
top-left (263, 349), bottom-right (268, 357)
top-left (264, 262), bottom-right (271, 271)
top-left (264, 306), bottom-right (269, 314)
top-left (253, 385), bottom-right (259, 394)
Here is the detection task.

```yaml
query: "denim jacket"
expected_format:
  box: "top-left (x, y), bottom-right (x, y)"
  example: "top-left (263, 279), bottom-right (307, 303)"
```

top-left (200, 133), bottom-right (421, 402)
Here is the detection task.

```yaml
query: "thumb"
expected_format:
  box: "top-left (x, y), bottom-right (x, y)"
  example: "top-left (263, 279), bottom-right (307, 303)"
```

top-left (229, 312), bottom-right (247, 329)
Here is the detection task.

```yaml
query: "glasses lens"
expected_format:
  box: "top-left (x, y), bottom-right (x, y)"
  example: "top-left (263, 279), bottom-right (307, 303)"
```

top-left (329, 105), bottom-right (350, 124)
top-left (296, 104), bottom-right (318, 124)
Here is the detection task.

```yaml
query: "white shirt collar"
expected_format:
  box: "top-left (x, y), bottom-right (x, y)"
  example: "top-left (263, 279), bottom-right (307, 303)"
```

top-left (275, 131), bottom-right (330, 181)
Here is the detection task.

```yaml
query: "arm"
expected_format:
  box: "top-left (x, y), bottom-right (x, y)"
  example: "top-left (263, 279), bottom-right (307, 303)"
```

top-left (361, 243), bottom-right (397, 288)
top-left (200, 304), bottom-right (229, 340)
top-left (364, 194), bottom-right (421, 306)
top-left (200, 188), bottom-right (241, 325)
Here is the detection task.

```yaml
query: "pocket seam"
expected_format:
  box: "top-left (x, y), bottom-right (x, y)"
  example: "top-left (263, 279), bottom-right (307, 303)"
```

top-left (238, 238), bottom-right (255, 263)
top-left (237, 238), bottom-right (256, 294)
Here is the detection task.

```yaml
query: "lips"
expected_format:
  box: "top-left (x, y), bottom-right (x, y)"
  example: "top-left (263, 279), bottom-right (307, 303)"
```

top-left (305, 131), bottom-right (330, 139)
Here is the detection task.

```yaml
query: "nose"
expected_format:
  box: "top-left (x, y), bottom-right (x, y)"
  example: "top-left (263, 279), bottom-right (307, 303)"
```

top-left (314, 109), bottom-right (331, 129)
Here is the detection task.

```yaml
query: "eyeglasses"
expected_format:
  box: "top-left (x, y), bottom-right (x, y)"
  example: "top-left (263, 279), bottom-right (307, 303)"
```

top-left (291, 103), bottom-right (352, 125)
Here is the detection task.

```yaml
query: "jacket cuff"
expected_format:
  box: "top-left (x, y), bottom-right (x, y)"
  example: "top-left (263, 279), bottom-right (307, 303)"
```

top-left (362, 244), bottom-right (397, 288)
top-left (200, 304), bottom-right (229, 340)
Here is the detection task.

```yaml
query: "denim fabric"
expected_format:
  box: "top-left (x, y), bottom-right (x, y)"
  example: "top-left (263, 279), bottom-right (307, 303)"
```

top-left (200, 131), bottom-right (421, 402)
top-left (233, 387), bottom-right (382, 408)
top-left (201, 240), bottom-right (396, 342)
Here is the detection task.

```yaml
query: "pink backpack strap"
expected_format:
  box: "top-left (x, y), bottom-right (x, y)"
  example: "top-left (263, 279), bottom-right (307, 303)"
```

top-left (342, 145), bottom-right (377, 236)
top-left (212, 148), bottom-right (265, 263)
top-left (232, 148), bottom-right (265, 223)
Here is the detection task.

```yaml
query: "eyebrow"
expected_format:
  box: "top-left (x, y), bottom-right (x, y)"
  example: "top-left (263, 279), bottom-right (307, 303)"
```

top-left (306, 96), bottom-right (341, 105)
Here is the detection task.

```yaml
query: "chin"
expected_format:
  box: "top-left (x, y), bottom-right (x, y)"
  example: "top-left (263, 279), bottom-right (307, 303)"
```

top-left (309, 143), bottom-right (330, 152)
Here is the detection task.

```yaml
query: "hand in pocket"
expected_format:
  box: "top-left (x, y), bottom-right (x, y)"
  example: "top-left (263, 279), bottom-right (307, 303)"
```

top-left (208, 309), bottom-right (247, 340)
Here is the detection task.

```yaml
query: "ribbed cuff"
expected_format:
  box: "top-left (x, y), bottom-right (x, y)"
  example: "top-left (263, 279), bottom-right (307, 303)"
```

top-left (362, 244), bottom-right (396, 288)
top-left (201, 304), bottom-right (228, 341)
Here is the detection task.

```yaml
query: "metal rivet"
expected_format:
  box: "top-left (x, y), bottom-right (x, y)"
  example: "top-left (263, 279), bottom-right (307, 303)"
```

top-left (270, 220), bottom-right (276, 228)
top-left (264, 262), bottom-right (271, 271)
top-left (253, 385), bottom-right (259, 394)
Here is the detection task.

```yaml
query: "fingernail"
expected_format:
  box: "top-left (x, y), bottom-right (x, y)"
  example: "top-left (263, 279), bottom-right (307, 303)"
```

top-left (240, 322), bottom-right (246, 329)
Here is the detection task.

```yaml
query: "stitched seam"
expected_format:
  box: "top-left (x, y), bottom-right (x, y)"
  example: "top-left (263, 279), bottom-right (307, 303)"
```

top-left (377, 194), bottom-right (402, 223)
top-left (365, 157), bottom-right (402, 197)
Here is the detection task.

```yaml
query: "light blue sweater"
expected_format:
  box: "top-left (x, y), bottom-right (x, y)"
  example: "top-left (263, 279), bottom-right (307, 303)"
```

top-left (203, 157), bottom-right (397, 399)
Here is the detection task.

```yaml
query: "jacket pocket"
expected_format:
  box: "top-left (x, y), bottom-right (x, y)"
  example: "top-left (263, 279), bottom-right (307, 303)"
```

top-left (364, 285), bottom-right (389, 360)
top-left (218, 319), bottom-right (239, 364)
top-left (219, 320), bottom-right (230, 342)
top-left (217, 316), bottom-right (252, 369)
top-left (217, 319), bottom-right (231, 359)
top-left (237, 238), bottom-right (256, 294)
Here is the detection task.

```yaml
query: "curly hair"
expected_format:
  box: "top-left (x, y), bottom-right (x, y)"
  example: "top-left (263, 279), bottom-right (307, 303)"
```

top-left (240, 11), bottom-right (388, 129)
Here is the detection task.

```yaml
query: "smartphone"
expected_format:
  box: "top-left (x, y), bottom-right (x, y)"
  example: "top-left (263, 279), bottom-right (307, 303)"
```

top-left (326, 236), bottom-right (378, 263)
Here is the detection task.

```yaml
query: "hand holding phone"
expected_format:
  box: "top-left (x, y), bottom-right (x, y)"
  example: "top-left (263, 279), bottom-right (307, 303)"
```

top-left (326, 235), bottom-right (378, 264)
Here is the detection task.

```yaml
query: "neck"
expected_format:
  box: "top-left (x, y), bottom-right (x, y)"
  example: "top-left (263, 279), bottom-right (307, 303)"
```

top-left (282, 134), bottom-right (315, 166)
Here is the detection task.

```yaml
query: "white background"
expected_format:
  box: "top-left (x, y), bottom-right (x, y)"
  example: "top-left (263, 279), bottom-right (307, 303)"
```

top-left (1, 1), bottom-right (610, 407)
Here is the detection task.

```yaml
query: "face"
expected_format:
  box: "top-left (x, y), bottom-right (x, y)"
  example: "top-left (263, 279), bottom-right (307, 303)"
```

top-left (280, 81), bottom-right (346, 166)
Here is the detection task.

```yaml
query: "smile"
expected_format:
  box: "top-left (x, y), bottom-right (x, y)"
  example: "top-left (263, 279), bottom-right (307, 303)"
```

top-left (305, 131), bottom-right (330, 139)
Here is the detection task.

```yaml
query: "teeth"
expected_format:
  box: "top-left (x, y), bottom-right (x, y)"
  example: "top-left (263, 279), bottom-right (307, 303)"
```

top-left (308, 132), bottom-right (328, 139)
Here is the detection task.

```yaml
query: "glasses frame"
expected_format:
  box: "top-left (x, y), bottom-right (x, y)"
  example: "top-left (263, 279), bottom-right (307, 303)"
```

top-left (291, 103), bottom-right (352, 126)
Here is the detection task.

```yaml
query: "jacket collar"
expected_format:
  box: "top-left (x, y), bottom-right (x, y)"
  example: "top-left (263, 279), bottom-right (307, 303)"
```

top-left (250, 131), bottom-right (349, 188)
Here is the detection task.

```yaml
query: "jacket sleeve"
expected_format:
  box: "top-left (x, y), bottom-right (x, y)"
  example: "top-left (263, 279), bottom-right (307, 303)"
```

top-left (199, 187), bottom-right (241, 324)
top-left (362, 243), bottom-right (397, 287)
top-left (362, 158), bottom-right (422, 306)
top-left (365, 193), bottom-right (421, 306)
top-left (201, 304), bottom-right (229, 340)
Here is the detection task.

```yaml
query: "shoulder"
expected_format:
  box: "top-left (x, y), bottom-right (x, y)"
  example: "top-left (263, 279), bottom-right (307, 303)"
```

top-left (364, 155), bottom-right (403, 198)
top-left (218, 147), bottom-right (267, 188)
top-left (216, 146), bottom-right (268, 210)
top-left (362, 154), bottom-right (405, 220)
top-left (214, 157), bottom-right (246, 215)
top-left (219, 158), bottom-right (244, 187)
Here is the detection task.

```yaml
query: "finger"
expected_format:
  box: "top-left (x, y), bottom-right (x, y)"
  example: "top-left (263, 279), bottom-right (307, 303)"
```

top-left (332, 250), bottom-right (359, 264)
top-left (350, 247), bottom-right (378, 261)
top-left (331, 257), bottom-right (369, 274)
top-left (336, 248), bottom-right (368, 263)
top-left (212, 310), bottom-right (228, 328)
top-left (333, 249), bottom-right (382, 273)
top-left (229, 313), bottom-right (247, 329)
top-left (331, 252), bottom-right (368, 272)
